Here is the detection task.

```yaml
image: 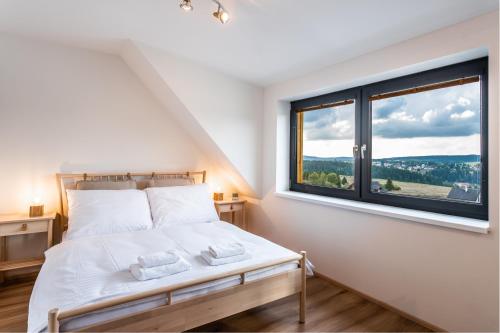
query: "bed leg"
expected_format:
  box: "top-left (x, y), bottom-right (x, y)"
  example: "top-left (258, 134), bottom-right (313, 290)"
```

top-left (48, 308), bottom-right (60, 333)
top-left (299, 251), bottom-right (307, 324)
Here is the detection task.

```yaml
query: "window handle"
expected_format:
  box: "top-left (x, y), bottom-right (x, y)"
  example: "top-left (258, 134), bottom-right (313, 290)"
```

top-left (352, 145), bottom-right (359, 158)
top-left (361, 144), bottom-right (367, 159)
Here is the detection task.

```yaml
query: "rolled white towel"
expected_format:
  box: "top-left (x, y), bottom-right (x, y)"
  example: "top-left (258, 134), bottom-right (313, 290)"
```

top-left (138, 250), bottom-right (180, 268)
top-left (208, 242), bottom-right (245, 258)
top-left (201, 250), bottom-right (251, 266)
top-left (130, 258), bottom-right (191, 281)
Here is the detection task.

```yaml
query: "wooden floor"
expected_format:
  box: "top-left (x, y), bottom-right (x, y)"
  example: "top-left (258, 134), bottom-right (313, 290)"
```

top-left (0, 277), bottom-right (431, 332)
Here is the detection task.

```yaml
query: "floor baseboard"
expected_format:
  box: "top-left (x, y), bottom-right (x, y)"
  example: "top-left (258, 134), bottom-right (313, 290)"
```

top-left (314, 271), bottom-right (446, 332)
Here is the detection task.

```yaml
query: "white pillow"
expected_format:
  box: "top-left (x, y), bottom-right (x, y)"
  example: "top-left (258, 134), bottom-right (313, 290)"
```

top-left (146, 184), bottom-right (219, 227)
top-left (66, 190), bottom-right (153, 240)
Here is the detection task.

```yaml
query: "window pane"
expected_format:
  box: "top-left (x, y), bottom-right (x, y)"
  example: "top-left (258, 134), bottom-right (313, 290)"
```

top-left (297, 101), bottom-right (356, 190)
top-left (371, 79), bottom-right (482, 203)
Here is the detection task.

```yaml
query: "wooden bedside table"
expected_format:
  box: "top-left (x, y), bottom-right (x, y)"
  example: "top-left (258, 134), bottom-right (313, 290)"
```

top-left (0, 213), bottom-right (56, 283)
top-left (214, 200), bottom-right (247, 230)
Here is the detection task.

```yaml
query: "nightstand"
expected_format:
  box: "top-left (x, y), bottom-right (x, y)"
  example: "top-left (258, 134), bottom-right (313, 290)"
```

top-left (214, 200), bottom-right (247, 230)
top-left (0, 213), bottom-right (56, 283)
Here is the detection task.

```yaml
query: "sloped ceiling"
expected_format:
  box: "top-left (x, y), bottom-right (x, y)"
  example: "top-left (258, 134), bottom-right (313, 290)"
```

top-left (121, 40), bottom-right (262, 196)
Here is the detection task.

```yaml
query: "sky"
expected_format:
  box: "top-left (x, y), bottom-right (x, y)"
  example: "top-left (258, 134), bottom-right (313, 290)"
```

top-left (302, 81), bottom-right (481, 158)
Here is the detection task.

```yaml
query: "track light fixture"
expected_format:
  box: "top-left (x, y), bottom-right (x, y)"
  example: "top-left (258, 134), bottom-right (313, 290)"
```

top-left (179, 0), bottom-right (193, 11)
top-left (212, 3), bottom-right (229, 24)
top-left (178, 0), bottom-right (230, 24)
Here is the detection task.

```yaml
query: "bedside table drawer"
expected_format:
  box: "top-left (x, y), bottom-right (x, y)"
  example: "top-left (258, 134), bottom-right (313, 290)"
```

top-left (213, 200), bottom-right (246, 230)
top-left (0, 221), bottom-right (49, 236)
top-left (217, 203), bottom-right (244, 213)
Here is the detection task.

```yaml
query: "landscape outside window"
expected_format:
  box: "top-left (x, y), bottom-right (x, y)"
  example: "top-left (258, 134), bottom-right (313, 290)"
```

top-left (301, 102), bottom-right (356, 190)
top-left (370, 81), bottom-right (481, 203)
top-left (299, 81), bottom-right (481, 204)
top-left (292, 58), bottom-right (487, 219)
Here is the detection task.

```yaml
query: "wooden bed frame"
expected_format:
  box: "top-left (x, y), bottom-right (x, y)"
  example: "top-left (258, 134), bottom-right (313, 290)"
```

top-left (49, 171), bottom-right (306, 332)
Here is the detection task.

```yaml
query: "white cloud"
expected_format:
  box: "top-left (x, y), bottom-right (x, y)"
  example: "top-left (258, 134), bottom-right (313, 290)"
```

top-left (450, 110), bottom-right (475, 120)
top-left (390, 111), bottom-right (417, 122)
top-left (304, 135), bottom-right (481, 158)
top-left (371, 135), bottom-right (480, 158)
top-left (373, 118), bottom-right (389, 125)
top-left (303, 139), bottom-right (355, 158)
top-left (307, 81), bottom-right (480, 140)
top-left (458, 97), bottom-right (471, 106)
top-left (304, 103), bottom-right (355, 140)
top-left (422, 109), bottom-right (437, 123)
top-left (331, 120), bottom-right (351, 135)
top-left (445, 103), bottom-right (455, 111)
top-left (372, 83), bottom-right (480, 138)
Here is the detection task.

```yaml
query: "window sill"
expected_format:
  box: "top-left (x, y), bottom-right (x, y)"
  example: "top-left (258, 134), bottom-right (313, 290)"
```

top-left (274, 190), bottom-right (490, 234)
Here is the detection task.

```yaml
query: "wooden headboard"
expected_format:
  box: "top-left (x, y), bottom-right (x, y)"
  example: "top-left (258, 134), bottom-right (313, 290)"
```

top-left (56, 171), bottom-right (206, 227)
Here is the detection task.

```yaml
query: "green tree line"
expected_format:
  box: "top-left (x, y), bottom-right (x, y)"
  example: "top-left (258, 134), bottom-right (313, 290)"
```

top-left (303, 160), bottom-right (353, 176)
top-left (303, 160), bottom-right (480, 186)
top-left (303, 171), bottom-right (348, 188)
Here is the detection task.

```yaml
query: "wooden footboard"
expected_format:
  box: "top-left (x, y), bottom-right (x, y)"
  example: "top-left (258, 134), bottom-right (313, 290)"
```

top-left (47, 251), bottom-right (307, 332)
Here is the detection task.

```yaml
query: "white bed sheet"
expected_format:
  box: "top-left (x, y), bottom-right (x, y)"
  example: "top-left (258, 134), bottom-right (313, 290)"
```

top-left (28, 221), bottom-right (303, 332)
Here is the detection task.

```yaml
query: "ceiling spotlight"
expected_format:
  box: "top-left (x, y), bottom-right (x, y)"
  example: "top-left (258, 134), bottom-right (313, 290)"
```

top-left (213, 3), bottom-right (229, 24)
top-left (179, 0), bottom-right (193, 12)
top-left (178, 0), bottom-right (230, 24)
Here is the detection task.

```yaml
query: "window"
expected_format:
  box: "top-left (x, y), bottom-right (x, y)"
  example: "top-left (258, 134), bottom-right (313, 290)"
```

top-left (290, 57), bottom-right (488, 220)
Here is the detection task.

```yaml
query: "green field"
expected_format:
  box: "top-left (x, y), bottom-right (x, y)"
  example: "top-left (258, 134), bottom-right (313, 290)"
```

top-left (374, 178), bottom-right (452, 199)
top-left (302, 174), bottom-right (354, 189)
top-left (302, 173), bottom-right (453, 199)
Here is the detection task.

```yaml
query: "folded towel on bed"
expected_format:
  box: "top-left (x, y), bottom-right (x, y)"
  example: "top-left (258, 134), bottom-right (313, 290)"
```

top-left (208, 242), bottom-right (245, 258)
top-left (138, 250), bottom-right (180, 268)
top-left (130, 258), bottom-right (191, 281)
top-left (201, 250), bottom-right (251, 266)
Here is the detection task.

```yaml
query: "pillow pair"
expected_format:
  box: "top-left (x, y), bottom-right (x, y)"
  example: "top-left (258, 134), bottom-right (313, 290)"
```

top-left (66, 184), bottom-right (219, 240)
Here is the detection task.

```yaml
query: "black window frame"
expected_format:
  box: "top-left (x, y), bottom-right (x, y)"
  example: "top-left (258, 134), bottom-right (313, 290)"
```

top-left (290, 88), bottom-right (362, 201)
top-left (290, 57), bottom-right (488, 221)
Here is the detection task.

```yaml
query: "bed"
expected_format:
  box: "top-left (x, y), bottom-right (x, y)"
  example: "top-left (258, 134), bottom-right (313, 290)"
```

top-left (28, 171), bottom-right (307, 332)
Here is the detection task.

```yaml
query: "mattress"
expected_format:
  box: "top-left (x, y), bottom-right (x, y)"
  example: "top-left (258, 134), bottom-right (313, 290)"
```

top-left (28, 221), bottom-right (305, 332)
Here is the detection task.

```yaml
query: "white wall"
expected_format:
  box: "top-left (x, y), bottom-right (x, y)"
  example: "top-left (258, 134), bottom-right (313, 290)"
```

top-left (255, 11), bottom-right (499, 332)
top-left (0, 34), bottom-right (213, 260)
top-left (121, 42), bottom-right (264, 197)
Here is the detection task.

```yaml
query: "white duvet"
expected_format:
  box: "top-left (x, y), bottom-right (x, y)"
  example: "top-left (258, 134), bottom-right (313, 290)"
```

top-left (28, 222), bottom-right (302, 333)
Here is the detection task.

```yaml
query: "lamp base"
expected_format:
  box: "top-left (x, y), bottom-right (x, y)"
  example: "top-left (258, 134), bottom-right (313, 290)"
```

top-left (29, 205), bottom-right (44, 217)
top-left (213, 193), bottom-right (224, 201)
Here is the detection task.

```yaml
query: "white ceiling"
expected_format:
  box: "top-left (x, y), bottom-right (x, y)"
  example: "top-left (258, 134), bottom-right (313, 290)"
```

top-left (0, 0), bottom-right (497, 86)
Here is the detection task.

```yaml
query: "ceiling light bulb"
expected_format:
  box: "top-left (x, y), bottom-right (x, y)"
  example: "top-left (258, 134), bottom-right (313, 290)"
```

top-left (219, 10), bottom-right (229, 23)
top-left (213, 5), bottom-right (229, 24)
top-left (179, 0), bottom-right (193, 11)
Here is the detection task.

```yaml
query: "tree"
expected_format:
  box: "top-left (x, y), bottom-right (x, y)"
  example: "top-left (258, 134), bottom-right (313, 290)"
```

top-left (318, 172), bottom-right (327, 186)
top-left (342, 177), bottom-right (348, 185)
top-left (326, 173), bottom-right (338, 184)
top-left (385, 178), bottom-right (400, 191)
top-left (309, 172), bottom-right (320, 185)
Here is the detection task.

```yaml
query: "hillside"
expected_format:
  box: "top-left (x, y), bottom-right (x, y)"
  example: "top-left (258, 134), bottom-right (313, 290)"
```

top-left (304, 154), bottom-right (480, 164)
top-left (375, 155), bottom-right (480, 163)
top-left (304, 155), bottom-right (353, 162)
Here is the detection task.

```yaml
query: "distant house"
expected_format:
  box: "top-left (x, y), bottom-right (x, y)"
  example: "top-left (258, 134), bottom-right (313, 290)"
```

top-left (371, 181), bottom-right (382, 193)
top-left (454, 182), bottom-right (471, 190)
top-left (447, 187), bottom-right (480, 202)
